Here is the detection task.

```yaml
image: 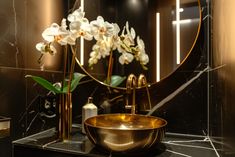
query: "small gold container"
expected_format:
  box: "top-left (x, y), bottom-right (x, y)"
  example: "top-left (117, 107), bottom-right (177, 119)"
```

top-left (84, 114), bottom-right (167, 153)
top-left (0, 116), bottom-right (10, 138)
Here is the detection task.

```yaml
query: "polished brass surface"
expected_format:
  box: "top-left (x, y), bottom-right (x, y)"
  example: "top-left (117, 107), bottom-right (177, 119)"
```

top-left (125, 74), bottom-right (137, 114)
top-left (138, 74), bottom-right (152, 111)
top-left (0, 116), bottom-right (10, 138)
top-left (59, 93), bottom-right (72, 140)
top-left (84, 114), bottom-right (167, 153)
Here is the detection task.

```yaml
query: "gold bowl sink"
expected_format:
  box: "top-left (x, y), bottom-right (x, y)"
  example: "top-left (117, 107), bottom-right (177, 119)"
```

top-left (84, 114), bottom-right (167, 153)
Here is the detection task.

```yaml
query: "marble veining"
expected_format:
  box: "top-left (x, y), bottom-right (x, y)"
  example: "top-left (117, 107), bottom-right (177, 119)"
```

top-left (12, 128), bottom-right (219, 157)
top-left (12, 0), bottom-right (19, 68)
top-left (148, 66), bottom-right (209, 115)
top-left (0, 0), bottom-right (217, 157)
top-left (165, 133), bottom-right (220, 157)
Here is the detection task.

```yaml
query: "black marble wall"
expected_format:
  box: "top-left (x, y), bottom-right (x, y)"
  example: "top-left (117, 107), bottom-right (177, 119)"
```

top-left (146, 0), bottom-right (209, 135)
top-left (0, 0), bottom-right (212, 157)
top-left (72, 0), bottom-right (209, 136)
top-left (0, 0), bottom-right (69, 157)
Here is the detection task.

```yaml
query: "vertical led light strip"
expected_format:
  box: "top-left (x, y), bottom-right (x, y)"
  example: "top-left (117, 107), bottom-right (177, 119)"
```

top-left (156, 13), bottom-right (160, 82)
top-left (176, 0), bottom-right (180, 64)
top-left (80, 0), bottom-right (85, 65)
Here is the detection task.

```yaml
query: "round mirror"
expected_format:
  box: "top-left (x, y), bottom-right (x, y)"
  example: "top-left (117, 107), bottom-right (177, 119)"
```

top-left (74, 0), bottom-right (201, 88)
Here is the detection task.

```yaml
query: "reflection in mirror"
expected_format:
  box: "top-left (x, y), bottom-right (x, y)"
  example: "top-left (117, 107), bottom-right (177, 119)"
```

top-left (74, 0), bottom-right (201, 87)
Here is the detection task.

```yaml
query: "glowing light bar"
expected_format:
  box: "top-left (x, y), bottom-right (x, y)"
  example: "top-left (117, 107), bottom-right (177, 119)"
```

top-left (172, 19), bottom-right (192, 24)
top-left (176, 0), bottom-right (180, 64)
top-left (156, 13), bottom-right (160, 82)
top-left (81, 0), bottom-right (84, 11)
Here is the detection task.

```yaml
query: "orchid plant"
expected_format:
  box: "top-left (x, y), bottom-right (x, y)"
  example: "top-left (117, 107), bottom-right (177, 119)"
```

top-left (88, 16), bottom-right (149, 70)
top-left (28, 7), bottom-right (149, 90)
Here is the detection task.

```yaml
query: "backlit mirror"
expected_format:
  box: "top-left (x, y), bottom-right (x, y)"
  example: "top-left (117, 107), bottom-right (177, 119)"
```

top-left (74, 0), bottom-right (201, 87)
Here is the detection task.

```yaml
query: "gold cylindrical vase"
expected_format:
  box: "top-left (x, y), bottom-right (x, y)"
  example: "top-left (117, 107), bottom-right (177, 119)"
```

top-left (58, 92), bottom-right (72, 141)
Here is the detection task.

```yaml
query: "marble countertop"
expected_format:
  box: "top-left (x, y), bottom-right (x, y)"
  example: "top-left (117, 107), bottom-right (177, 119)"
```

top-left (12, 125), bottom-right (218, 157)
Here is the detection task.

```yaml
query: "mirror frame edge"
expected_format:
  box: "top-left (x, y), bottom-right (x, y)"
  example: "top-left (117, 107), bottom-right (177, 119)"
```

top-left (75, 0), bottom-right (202, 91)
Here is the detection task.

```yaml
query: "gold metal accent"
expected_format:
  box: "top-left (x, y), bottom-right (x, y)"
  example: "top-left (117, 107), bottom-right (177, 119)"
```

top-left (138, 74), bottom-right (152, 111)
top-left (0, 116), bottom-right (10, 138)
top-left (58, 92), bottom-right (72, 140)
top-left (125, 74), bottom-right (137, 114)
top-left (84, 114), bottom-right (167, 153)
top-left (58, 45), bottom-right (76, 141)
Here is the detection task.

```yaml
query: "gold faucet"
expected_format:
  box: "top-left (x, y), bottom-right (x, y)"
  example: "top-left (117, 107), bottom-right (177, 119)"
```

top-left (138, 74), bottom-right (152, 111)
top-left (125, 74), bottom-right (152, 114)
top-left (125, 74), bottom-right (137, 114)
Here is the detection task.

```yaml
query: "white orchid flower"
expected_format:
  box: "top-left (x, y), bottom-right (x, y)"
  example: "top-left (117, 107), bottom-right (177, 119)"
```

top-left (94, 40), bottom-right (111, 58)
top-left (90, 50), bottom-right (101, 60)
top-left (88, 51), bottom-right (100, 66)
top-left (88, 39), bottom-right (112, 67)
top-left (78, 22), bottom-right (93, 40)
top-left (117, 22), bottom-right (136, 55)
top-left (113, 23), bottom-right (120, 35)
top-left (58, 32), bottom-right (77, 45)
top-left (42, 23), bottom-right (61, 42)
top-left (57, 19), bottom-right (77, 45)
top-left (67, 7), bottom-right (85, 23)
top-left (90, 16), bottom-right (115, 40)
top-left (88, 57), bottom-right (98, 66)
top-left (138, 53), bottom-right (149, 65)
top-left (36, 42), bottom-right (57, 55)
top-left (119, 40), bottom-right (135, 53)
top-left (60, 18), bottom-right (68, 31)
top-left (68, 7), bottom-right (93, 41)
top-left (120, 22), bottom-right (136, 47)
top-left (125, 21), bottom-right (136, 39)
top-left (69, 18), bottom-right (93, 40)
top-left (118, 52), bottom-right (134, 65)
top-left (136, 36), bottom-right (145, 52)
top-left (108, 23), bottom-right (120, 50)
top-left (135, 36), bottom-right (149, 65)
top-left (41, 19), bottom-right (76, 46)
top-left (69, 20), bottom-right (82, 35)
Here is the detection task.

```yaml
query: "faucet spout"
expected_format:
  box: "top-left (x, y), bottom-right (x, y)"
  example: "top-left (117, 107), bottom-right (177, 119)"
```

top-left (138, 74), bottom-right (152, 111)
top-left (126, 74), bottom-right (137, 114)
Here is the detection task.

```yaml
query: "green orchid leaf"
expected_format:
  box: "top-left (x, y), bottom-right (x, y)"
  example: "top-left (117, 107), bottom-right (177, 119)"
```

top-left (25, 75), bottom-right (61, 94)
top-left (70, 73), bottom-right (86, 92)
top-left (26, 72), bottom-right (86, 94)
top-left (62, 73), bottom-right (86, 93)
top-left (104, 75), bottom-right (126, 87)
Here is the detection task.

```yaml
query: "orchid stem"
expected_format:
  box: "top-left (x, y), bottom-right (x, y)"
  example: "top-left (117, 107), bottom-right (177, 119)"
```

top-left (107, 50), bottom-right (113, 85)
top-left (62, 45), bottom-right (68, 92)
top-left (67, 45), bottom-right (76, 93)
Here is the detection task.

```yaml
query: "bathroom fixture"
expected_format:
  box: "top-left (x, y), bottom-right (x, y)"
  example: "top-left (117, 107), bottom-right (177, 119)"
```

top-left (125, 74), bottom-right (152, 113)
top-left (84, 74), bottom-right (167, 153)
top-left (84, 113), bottom-right (167, 153)
top-left (138, 74), bottom-right (152, 112)
top-left (125, 74), bottom-right (137, 114)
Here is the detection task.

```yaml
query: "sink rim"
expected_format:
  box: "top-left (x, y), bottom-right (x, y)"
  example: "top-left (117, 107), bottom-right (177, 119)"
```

top-left (84, 113), bottom-right (167, 131)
